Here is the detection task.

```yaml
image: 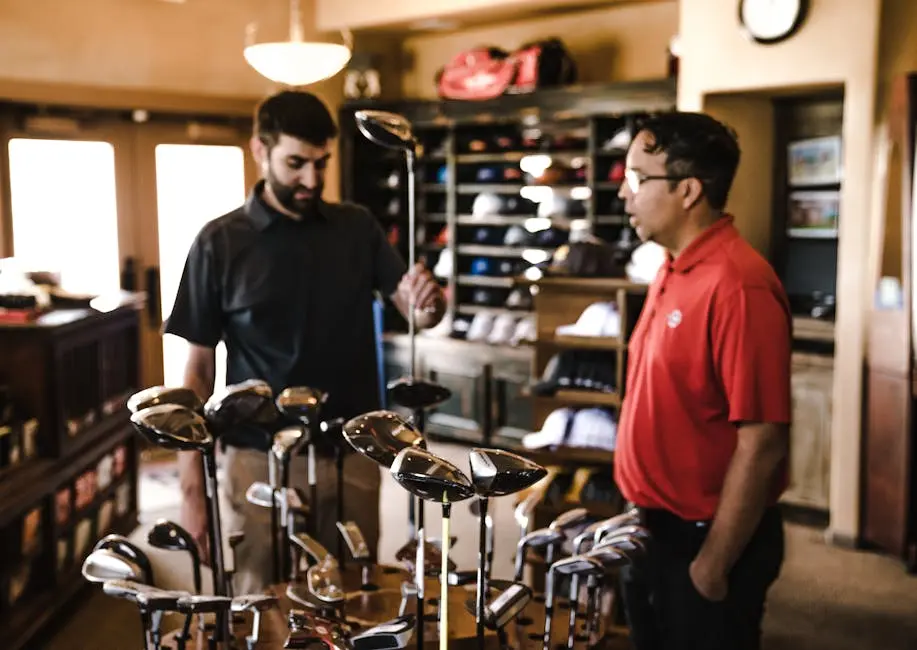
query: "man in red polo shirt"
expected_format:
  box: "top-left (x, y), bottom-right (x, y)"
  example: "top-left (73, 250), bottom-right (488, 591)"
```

top-left (614, 112), bottom-right (791, 650)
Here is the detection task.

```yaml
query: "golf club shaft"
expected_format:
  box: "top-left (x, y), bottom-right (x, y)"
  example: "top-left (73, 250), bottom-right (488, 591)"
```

top-left (337, 449), bottom-right (345, 568)
top-left (281, 459), bottom-right (291, 579)
top-left (475, 498), bottom-right (488, 650)
top-left (417, 527), bottom-right (425, 650)
top-left (308, 444), bottom-right (318, 538)
top-left (566, 575), bottom-right (580, 650)
top-left (440, 503), bottom-right (451, 650)
top-left (269, 457), bottom-right (281, 584)
top-left (406, 148), bottom-right (416, 377)
top-left (203, 453), bottom-right (231, 645)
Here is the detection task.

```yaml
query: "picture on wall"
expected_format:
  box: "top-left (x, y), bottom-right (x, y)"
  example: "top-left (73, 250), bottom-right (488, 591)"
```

top-left (787, 135), bottom-right (843, 186)
top-left (787, 190), bottom-right (840, 239)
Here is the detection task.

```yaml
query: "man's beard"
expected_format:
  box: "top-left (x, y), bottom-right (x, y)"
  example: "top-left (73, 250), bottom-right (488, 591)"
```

top-left (266, 167), bottom-right (322, 218)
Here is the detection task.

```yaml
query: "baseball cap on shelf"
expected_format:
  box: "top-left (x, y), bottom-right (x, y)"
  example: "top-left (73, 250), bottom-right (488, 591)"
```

top-left (602, 128), bottom-right (632, 153)
top-left (472, 193), bottom-right (503, 217)
top-left (433, 249), bottom-right (453, 279)
top-left (510, 315), bottom-right (536, 346)
top-left (466, 312), bottom-right (496, 342)
top-left (555, 302), bottom-right (620, 338)
top-left (504, 225), bottom-right (531, 247)
top-left (522, 407), bottom-right (617, 451)
top-left (470, 258), bottom-right (492, 276)
top-left (626, 241), bottom-right (667, 284)
top-left (487, 313), bottom-right (519, 345)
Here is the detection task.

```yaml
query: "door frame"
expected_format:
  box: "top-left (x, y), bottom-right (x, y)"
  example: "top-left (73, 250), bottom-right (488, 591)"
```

top-left (130, 120), bottom-right (257, 388)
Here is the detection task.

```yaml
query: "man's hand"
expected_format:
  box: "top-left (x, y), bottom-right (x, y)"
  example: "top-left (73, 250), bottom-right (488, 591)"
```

top-left (689, 556), bottom-right (728, 601)
top-left (393, 262), bottom-right (445, 329)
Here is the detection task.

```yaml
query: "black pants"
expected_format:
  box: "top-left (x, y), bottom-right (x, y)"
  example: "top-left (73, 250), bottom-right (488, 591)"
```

top-left (619, 506), bottom-right (784, 650)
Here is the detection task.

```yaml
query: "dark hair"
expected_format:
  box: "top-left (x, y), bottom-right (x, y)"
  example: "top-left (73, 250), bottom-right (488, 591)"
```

top-left (254, 90), bottom-right (339, 148)
top-left (636, 112), bottom-right (740, 210)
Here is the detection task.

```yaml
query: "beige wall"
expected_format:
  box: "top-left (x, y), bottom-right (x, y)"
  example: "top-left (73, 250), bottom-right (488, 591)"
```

top-left (680, 0), bottom-right (881, 543)
top-left (402, 0), bottom-right (678, 98)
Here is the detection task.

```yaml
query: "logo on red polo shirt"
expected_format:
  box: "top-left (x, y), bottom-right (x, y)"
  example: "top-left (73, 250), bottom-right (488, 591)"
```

top-left (666, 309), bottom-right (682, 329)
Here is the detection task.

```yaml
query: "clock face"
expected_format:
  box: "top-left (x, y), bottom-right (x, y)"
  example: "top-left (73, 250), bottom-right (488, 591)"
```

top-left (739, 0), bottom-right (808, 44)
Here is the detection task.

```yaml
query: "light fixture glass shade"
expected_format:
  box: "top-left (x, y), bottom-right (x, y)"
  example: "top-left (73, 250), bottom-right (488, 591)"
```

top-left (244, 41), bottom-right (352, 86)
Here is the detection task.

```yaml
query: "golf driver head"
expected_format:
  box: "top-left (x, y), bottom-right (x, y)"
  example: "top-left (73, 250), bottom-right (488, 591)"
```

top-left (276, 386), bottom-right (328, 425)
top-left (355, 110), bottom-right (416, 153)
top-left (127, 386), bottom-right (203, 414)
top-left (342, 410), bottom-right (425, 468)
top-left (468, 448), bottom-right (548, 497)
top-left (93, 534), bottom-right (155, 585)
top-left (130, 403), bottom-right (213, 452)
top-left (386, 376), bottom-right (452, 411)
top-left (82, 549), bottom-right (143, 583)
top-left (390, 446), bottom-right (475, 504)
top-left (203, 378), bottom-right (276, 432)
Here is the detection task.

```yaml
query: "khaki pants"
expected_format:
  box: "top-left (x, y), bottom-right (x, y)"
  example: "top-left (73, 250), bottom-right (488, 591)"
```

top-left (219, 444), bottom-right (382, 595)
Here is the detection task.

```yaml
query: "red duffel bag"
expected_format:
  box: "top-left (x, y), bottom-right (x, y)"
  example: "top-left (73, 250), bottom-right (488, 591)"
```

top-left (435, 38), bottom-right (577, 101)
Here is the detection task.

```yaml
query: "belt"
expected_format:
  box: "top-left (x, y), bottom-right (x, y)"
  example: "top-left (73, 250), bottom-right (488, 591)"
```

top-left (631, 505), bottom-right (712, 537)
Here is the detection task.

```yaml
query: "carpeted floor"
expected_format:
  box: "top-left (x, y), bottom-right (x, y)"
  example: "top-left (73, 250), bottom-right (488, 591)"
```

top-left (39, 442), bottom-right (917, 650)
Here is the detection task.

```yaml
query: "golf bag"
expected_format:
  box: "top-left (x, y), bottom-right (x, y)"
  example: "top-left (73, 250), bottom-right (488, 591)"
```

top-left (435, 38), bottom-right (577, 101)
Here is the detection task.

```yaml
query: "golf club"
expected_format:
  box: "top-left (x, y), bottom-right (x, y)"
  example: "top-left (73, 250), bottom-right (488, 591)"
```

top-left (272, 424), bottom-right (309, 579)
top-left (82, 548), bottom-right (143, 584)
top-left (232, 594), bottom-right (279, 650)
top-left (130, 403), bottom-right (231, 646)
top-left (468, 448), bottom-right (547, 650)
top-left (93, 534), bottom-right (155, 585)
top-left (321, 417), bottom-right (348, 565)
top-left (176, 594), bottom-right (233, 649)
top-left (352, 614), bottom-right (416, 650)
top-left (390, 446), bottom-right (475, 650)
top-left (127, 385), bottom-right (203, 414)
top-left (541, 555), bottom-right (605, 650)
top-left (102, 579), bottom-right (189, 650)
top-left (147, 518), bottom-right (206, 638)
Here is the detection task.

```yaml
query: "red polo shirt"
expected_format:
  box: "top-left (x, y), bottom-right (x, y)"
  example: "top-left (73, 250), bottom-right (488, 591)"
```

top-left (614, 216), bottom-right (792, 521)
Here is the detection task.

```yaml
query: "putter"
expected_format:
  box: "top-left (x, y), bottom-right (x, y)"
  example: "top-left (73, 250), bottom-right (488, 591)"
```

top-left (93, 534), bottom-right (155, 585)
top-left (390, 446), bottom-right (475, 650)
top-left (468, 448), bottom-right (547, 650)
top-left (127, 386), bottom-right (203, 414)
top-left (130, 403), bottom-right (231, 646)
top-left (337, 521), bottom-right (376, 590)
top-left (176, 594), bottom-right (233, 650)
top-left (352, 614), bottom-right (416, 650)
top-left (232, 594), bottom-right (279, 650)
top-left (102, 579), bottom-right (189, 650)
top-left (541, 555), bottom-right (606, 650)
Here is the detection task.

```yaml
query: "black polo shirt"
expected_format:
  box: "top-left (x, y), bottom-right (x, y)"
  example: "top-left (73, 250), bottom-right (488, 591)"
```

top-left (164, 180), bottom-right (407, 450)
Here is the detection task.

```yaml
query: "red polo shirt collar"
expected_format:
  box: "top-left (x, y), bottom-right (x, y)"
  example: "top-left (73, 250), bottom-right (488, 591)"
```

top-left (668, 214), bottom-right (738, 274)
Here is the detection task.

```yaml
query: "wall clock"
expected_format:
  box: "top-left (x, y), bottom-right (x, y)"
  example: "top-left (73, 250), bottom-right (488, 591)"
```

top-left (738, 0), bottom-right (809, 45)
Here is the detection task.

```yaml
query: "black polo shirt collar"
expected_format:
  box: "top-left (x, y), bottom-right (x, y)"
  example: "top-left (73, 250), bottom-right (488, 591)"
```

top-left (668, 214), bottom-right (738, 274)
top-left (245, 180), bottom-right (330, 231)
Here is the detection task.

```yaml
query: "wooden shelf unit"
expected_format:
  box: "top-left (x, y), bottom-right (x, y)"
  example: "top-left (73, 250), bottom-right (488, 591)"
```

top-left (0, 295), bottom-right (144, 650)
top-left (530, 276), bottom-right (647, 432)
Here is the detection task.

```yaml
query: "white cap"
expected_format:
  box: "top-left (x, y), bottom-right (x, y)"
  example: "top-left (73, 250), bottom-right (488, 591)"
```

top-left (433, 249), bottom-right (453, 279)
top-left (555, 302), bottom-right (620, 338)
top-left (522, 407), bottom-right (617, 451)
top-left (522, 407), bottom-right (574, 449)
top-left (487, 314), bottom-right (519, 345)
top-left (626, 241), bottom-right (666, 284)
top-left (510, 315), bottom-right (537, 346)
top-left (466, 312), bottom-right (495, 342)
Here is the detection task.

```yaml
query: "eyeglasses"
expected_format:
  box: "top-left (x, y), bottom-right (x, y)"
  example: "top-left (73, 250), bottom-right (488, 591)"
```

top-left (623, 168), bottom-right (694, 194)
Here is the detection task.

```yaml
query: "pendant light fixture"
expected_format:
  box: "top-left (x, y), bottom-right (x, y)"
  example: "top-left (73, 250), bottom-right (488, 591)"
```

top-left (244, 0), bottom-right (353, 87)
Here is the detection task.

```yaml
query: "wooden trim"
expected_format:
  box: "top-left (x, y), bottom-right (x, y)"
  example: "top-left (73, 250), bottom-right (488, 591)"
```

top-left (0, 77), bottom-right (260, 117)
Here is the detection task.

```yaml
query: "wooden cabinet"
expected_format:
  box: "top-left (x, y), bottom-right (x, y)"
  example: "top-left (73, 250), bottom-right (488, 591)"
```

top-left (784, 352), bottom-right (833, 510)
top-left (0, 295), bottom-right (144, 650)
